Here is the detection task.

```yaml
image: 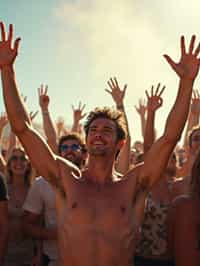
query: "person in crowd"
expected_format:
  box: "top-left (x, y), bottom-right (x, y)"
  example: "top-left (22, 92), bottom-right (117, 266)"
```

top-left (0, 22), bottom-right (199, 266)
top-left (22, 89), bottom-right (87, 266)
top-left (106, 77), bottom-right (131, 174)
top-left (168, 147), bottom-right (200, 266)
top-left (4, 148), bottom-right (34, 266)
top-left (134, 83), bottom-right (175, 266)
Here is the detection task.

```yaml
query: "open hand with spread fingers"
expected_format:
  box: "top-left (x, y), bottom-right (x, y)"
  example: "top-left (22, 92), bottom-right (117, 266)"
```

top-left (0, 22), bottom-right (21, 69)
top-left (164, 35), bottom-right (200, 80)
top-left (134, 98), bottom-right (147, 117)
top-left (145, 83), bottom-right (165, 112)
top-left (72, 102), bottom-right (86, 123)
top-left (38, 84), bottom-right (49, 111)
top-left (106, 77), bottom-right (127, 107)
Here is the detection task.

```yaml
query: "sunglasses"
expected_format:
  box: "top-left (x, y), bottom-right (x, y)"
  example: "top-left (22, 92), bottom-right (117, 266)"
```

top-left (60, 143), bottom-right (81, 152)
top-left (10, 155), bottom-right (27, 161)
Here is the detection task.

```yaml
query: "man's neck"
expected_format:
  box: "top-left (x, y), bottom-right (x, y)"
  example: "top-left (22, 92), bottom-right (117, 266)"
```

top-left (85, 156), bottom-right (115, 185)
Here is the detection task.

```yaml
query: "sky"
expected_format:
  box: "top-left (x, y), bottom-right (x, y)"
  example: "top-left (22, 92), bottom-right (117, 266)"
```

top-left (1, 0), bottom-right (200, 145)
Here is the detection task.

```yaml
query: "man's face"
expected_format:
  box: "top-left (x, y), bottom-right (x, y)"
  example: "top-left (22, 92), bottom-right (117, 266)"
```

top-left (86, 118), bottom-right (122, 157)
top-left (60, 139), bottom-right (84, 167)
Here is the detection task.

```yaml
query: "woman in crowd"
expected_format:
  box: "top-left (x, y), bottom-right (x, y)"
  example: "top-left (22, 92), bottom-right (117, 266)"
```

top-left (4, 148), bottom-right (35, 266)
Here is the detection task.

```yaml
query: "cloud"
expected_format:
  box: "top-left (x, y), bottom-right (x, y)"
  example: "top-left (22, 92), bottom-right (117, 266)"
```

top-left (53, 0), bottom-right (200, 141)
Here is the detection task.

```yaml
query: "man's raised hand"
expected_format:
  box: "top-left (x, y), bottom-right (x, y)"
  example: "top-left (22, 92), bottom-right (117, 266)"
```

top-left (106, 77), bottom-right (127, 107)
top-left (72, 102), bottom-right (86, 123)
top-left (145, 83), bottom-right (165, 112)
top-left (38, 84), bottom-right (49, 111)
top-left (0, 22), bottom-right (20, 69)
top-left (164, 35), bottom-right (200, 80)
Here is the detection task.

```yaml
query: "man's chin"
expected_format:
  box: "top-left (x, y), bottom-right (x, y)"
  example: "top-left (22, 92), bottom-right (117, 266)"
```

top-left (89, 149), bottom-right (107, 156)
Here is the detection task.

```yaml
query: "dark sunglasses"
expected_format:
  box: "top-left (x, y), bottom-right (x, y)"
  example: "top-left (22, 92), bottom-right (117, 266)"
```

top-left (11, 155), bottom-right (27, 161)
top-left (60, 143), bottom-right (81, 152)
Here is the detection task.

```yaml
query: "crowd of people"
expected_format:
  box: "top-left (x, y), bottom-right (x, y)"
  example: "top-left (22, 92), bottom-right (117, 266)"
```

top-left (0, 21), bottom-right (199, 266)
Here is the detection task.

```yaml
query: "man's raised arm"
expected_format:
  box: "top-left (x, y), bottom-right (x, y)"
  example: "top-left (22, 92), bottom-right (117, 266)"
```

top-left (139, 35), bottom-right (200, 188)
top-left (0, 22), bottom-right (71, 185)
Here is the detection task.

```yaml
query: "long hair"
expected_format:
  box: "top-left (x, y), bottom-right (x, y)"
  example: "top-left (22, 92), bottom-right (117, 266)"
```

top-left (6, 148), bottom-right (32, 186)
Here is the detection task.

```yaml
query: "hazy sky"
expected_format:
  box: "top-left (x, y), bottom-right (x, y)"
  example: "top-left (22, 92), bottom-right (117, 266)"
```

top-left (1, 0), bottom-right (200, 144)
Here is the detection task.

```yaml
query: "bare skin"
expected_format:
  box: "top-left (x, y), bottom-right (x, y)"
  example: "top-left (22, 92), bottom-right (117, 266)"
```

top-left (0, 23), bottom-right (200, 266)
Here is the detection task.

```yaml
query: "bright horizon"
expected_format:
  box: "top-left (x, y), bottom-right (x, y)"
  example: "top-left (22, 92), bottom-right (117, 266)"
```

top-left (1, 0), bottom-right (200, 146)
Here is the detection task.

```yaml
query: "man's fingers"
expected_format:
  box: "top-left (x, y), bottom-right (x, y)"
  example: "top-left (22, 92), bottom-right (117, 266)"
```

top-left (145, 90), bottom-right (150, 99)
top-left (81, 104), bottom-right (86, 112)
top-left (0, 22), bottom-right (6, 41)
top-left (180, 36), bottom-right (186, 55)
top-left (110, 78), bottom-right (115, 88)
top-left (44, 85), bottom-right (48, 95)
top-left (158, 86), bottom-right (165, 97)
top-left (8, 24), bottom-right (13, 43)
top-left (155, 83), bottom-right (160, 95)
top-left (114, 77), bottom-right (119, 87)
top-left (194, 43), bottom-right (200, 57)
top-left (189, 35), bottom-right (196, 54)
top-left (123, 84), bottom-right (127, 93)
top-left (13, 37), bottom-right (21, 53)
top-left (107, 81), bottom-right (113, 90)
top-left (105, 88), bottom-right (112, 95)
top-left (163, 54), bottom-right (177, 71)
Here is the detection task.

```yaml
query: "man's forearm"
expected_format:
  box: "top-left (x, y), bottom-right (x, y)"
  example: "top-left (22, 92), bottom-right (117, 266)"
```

top-left (164, 78), bottom-right (193, 141)
top-left (144, 110), bottom-right (155, 153)
top-left (41, 110), bottom-right (57, 153)
top-left (1, 65), bottom-right (31, 134)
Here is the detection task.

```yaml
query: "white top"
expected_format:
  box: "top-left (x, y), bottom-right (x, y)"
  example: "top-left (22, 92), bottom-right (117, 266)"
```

top-left (23, 176), bottom-right (58, 260)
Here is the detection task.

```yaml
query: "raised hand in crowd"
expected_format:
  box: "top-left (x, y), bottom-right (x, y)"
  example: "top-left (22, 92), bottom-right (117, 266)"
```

top-left (135, 98), bottom-right (147, 138)
top-left (143, 83), bottom-right (165, 153)
top-left (106, 77), bottom-right (127, 109)
top-left (55, 116), bottom-right (68, 137)
top-left (38, 84), bottom-right (49, 112)
top-left (164, 35), bottom-right (200, 79)
top-left (106, 77), bottom-right (131, 173)
top-left (163, 35), bottom-right (200, 266)
top-left (71, 101), bottom-right (86, 133)
top-left (38, 84), bottom-right (57, 153)
top-left (145, 83), bottom-right (165, 113)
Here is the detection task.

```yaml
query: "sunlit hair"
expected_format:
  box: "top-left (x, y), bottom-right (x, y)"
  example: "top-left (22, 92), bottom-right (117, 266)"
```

top-left (191, 148), bottom-right (200, 198)
top-left (6, 148), bottom-right (32, 186)
top-left (58, 133), bottom-right (86, 155)
top-left (188, 125), bottom-right (200, 148)
top-left (84, 107), bottom-right (127, 142)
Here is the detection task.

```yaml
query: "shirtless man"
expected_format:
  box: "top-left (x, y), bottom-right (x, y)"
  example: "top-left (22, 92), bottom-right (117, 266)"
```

top-left (0, 22), bottom-right (200, 266)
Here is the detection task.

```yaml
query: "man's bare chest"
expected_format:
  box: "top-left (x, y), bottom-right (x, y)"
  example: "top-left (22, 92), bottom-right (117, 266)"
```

top-left (63, 179), bottom-right (135, 230)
